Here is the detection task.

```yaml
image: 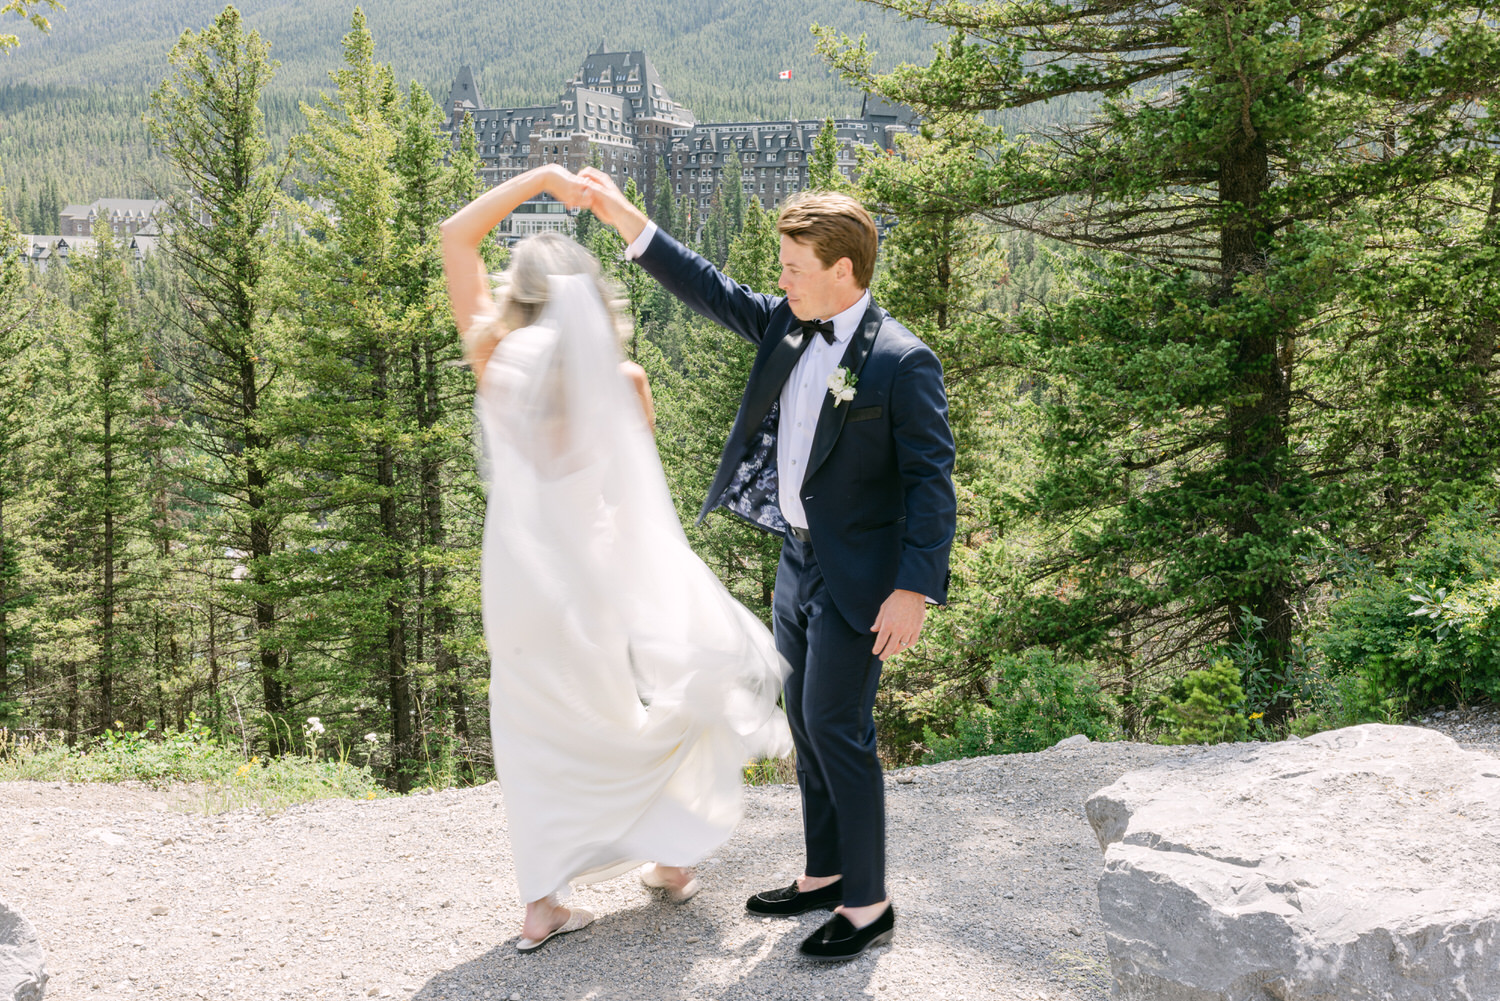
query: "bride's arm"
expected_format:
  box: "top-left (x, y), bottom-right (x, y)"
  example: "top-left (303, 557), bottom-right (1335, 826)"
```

top-left (440, 164), bottom-right (585, 375)
top-left (620, 361), bottom-right (655, 433)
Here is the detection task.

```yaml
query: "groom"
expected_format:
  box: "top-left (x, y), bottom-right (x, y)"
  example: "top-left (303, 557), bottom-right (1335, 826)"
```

top-left (581, 169), bottom-right (956, 961)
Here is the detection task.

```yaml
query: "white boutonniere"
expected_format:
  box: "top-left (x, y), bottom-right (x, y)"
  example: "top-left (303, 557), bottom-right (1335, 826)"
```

top-left (827, 366), bottom-right (857, 407)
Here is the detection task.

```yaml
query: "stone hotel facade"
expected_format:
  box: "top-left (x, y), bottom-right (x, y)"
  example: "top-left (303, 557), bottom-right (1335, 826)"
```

top-left (446, 50), bottom-right (916, 236)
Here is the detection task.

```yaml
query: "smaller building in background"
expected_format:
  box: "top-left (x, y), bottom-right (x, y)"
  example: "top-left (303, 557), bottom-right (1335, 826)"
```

top-left (13, 233), bottom-right (157, 272)
top-left (58, 198), bottom-right (166, 238)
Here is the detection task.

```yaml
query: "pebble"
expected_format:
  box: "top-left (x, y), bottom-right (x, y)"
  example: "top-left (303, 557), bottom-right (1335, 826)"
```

top-left (1414, 703), bottom-right (1500, 749)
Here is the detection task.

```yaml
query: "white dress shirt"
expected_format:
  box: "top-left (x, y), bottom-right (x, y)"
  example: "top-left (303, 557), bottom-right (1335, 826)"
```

top-left (624, 222), bottom-right (870, 532)
top-left (777, 290), bottom-right (870, 530)
top-left (623, 221), bottom-right (659, 261)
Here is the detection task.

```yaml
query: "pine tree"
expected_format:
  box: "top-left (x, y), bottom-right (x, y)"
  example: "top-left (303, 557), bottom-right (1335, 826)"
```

top-left (0, 210), bottom-right (34, 723)
top-left (392, 80), bottom-right (481, 774)
top-left (287, 9), bottom-right (425, 787)
top-left (145, 4), bottom-right (293, 749)
top-left (725, 194), bottom-right (779, 294)
top-left (819, 1), bottom-right (1500, 722)
top-left (652, 154), bottom-right (676, 236)
top-left (809, 117), bottom-right (845, 191)
top-left (721, 146), bottom-right (745, 233)
top-left (855, 115), bottom-right (1020, 753)
top-left (43, 223), bottom-right (167, 735)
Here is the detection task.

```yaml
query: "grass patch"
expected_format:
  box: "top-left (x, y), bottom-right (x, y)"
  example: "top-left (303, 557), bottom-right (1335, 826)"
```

top-left (743, 753), bottom-right (797, 786)
top-left (0, 717), bottom-right (387, 813)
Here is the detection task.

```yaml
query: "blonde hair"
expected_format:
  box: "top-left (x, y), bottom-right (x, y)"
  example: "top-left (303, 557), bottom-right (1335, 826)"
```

top-left (776, 192), bottom-right (879, 289)
top-left (489, 231), bottom-right (631, 342)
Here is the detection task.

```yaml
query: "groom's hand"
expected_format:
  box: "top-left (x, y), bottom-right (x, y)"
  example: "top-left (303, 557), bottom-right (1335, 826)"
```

top-left (871, 589), bottom-right (927, 659)
top-left (579, 167), bottom-right (648, 245)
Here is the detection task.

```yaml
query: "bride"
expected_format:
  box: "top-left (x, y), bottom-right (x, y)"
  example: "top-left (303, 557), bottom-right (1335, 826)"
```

top-left (440, 164), bottom-right (790, 951)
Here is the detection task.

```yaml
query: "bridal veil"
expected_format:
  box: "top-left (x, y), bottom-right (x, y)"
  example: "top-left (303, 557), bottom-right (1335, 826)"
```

top-left (476, 270), bottom-right (790, 902)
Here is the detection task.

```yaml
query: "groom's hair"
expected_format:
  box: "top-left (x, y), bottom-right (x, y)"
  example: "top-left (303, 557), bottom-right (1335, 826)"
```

top-left (777, 192), bottom-right (878, 289)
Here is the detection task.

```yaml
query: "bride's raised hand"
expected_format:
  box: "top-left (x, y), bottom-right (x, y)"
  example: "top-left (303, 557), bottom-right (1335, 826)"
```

top-left (578, 167), bottom-right (647, 243)
top-left (540, 164), bottom-right (588, 211)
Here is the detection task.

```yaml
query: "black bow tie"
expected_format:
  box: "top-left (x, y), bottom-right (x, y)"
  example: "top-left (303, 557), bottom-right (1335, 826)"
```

top-left (801, 319), bottom-right (836, 344)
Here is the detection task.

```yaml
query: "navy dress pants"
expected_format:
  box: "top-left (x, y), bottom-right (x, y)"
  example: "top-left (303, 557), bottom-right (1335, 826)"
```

top-left (772, 534), bottom-right (886, 908)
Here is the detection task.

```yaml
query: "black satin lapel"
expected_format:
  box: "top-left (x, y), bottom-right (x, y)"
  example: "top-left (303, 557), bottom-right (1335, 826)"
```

top-left (743, 328), bottom-right (809, 427)
top-left (805, 304), bottom-right (883, 481)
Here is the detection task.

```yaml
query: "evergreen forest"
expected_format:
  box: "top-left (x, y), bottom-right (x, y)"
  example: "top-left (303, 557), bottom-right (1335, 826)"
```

top-left (2, 1), bottom-right (1498, 791)
top-left (0, 0), bottom-right (945, 222)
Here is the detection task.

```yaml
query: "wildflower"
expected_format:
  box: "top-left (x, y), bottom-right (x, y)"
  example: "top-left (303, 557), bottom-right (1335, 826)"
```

top-left (305, 717), bottom-right (325, 735)
top-left (1249, 712), bottom-right (1264, 720)
top-left (365, 791), bottom-right (377, 800)
top-left (235, 763), bottom-right (251, 777)
top-left (364, 733), bottom-right (378, 744)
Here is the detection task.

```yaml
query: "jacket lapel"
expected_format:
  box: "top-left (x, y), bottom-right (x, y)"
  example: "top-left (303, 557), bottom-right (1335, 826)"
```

top-left (743, 327), bottom-right (809, 429)
top-left (805, 301), bottom-right (883, 481)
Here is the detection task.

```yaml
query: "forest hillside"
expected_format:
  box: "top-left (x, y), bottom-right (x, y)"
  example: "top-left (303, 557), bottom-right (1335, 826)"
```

top-left (0, 0), bottom-right (943, 207)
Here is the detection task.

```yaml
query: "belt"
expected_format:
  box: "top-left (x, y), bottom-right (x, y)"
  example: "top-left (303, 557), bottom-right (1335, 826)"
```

top-left (786, 525), bottom-right (811, 542)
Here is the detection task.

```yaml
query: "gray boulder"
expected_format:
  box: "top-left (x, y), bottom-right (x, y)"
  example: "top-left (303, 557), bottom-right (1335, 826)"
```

top-left (1085, 724), bottom-right (1500, 1001)
top-left (0, 897), bottom-right (47, 1001)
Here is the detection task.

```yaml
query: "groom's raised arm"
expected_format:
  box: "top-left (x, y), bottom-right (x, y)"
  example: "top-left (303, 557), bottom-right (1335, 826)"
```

top-left (580, 168), bottom-right (782, 347)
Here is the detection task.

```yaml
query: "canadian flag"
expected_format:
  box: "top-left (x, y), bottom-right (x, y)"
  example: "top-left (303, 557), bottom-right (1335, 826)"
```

top-left (777, 69), bottom-right (792, 80)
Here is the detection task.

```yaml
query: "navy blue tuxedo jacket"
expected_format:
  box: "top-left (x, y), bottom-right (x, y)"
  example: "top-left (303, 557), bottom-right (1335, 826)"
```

top-left (637, 227), bottom-right (957, 633)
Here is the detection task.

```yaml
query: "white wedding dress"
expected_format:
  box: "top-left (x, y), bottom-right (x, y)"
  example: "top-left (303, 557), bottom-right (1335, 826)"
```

top-left (476, 273), bottom-right (790, 903)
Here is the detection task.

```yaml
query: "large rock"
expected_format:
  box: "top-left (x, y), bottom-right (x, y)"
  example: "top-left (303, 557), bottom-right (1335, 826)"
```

top-left (0, 898), bottom-right (47, 1001)
top-left (1085, 724), bottom-right (1500, 1001)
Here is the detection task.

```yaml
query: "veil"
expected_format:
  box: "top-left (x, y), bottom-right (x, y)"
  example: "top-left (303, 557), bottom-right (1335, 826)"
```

top-left (475, 273), bottom-right (791, 760)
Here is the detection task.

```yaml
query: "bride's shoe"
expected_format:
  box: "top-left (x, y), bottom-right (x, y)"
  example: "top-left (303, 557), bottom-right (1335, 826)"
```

top-left (516, 907), bottom-right (594, 953)
top-left (640, 863), bottom-right (700, 903)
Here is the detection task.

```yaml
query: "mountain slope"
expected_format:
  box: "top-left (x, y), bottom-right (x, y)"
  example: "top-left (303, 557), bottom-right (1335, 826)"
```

top-left (3, 0), bottom-right (943, 120)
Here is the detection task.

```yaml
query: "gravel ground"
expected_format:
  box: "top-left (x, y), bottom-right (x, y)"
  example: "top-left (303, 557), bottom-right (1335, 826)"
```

top-left (4, 718), bottom-right (1496, 1001)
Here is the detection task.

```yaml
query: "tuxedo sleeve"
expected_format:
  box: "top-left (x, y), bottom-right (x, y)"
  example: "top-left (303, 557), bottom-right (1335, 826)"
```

top-left (890, 344), bottom-right (957, 604)
top-left (634, 225), bottom-right (783, 347)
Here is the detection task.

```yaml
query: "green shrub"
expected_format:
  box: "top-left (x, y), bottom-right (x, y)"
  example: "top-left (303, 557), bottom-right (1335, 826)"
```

top-left (1153, 659), bottom-right (1249, 744)
top-left (1316, 511), bottom-right (1500, 709)
top-left (0, 716), bottom-right (387, 812)
top-left (920, 648), bottom-right (1113, 763)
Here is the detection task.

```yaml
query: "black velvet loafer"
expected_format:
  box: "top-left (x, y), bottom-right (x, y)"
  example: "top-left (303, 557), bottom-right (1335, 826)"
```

top-left (798, 905), bottom-right (895, 962)
top-left (745, 880), bottom-right (843, 916)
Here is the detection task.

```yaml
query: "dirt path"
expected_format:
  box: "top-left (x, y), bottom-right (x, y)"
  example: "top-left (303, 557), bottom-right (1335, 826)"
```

top-left (5, 723), bottom-right (1493, 1001)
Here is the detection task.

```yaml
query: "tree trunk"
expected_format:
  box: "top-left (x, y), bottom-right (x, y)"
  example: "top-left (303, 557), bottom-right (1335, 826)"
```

top-left (64, 658), bottom-right (79, 747)
top-left (242, 355), bottom-right (285, 754)
top-left (376, 344), bottom-right (412, 791)
top-left (0, 489), bottom-right (8, 717)
top-left (422, 335), bottom-right (466, 756)
top-left (1466, 168), bottom-right (1500, 418)
top-left (100, 378), bottom-right (116, 732)
top-left (1220, 114), bottom-right (1295, 721)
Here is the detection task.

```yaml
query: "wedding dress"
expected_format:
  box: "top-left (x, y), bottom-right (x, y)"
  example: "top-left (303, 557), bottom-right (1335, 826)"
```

top-left (476, 273), bottom-right (790, 903)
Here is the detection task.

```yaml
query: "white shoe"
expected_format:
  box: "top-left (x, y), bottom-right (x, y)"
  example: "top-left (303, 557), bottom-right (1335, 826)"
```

top-left (516, 907), bottom-right (594, 952)
top-left (640, 863), bottom-right (700, 903)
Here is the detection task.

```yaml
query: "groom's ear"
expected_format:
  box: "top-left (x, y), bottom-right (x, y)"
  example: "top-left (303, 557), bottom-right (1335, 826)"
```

top-left (834, 257), bottom-right (854, 283)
